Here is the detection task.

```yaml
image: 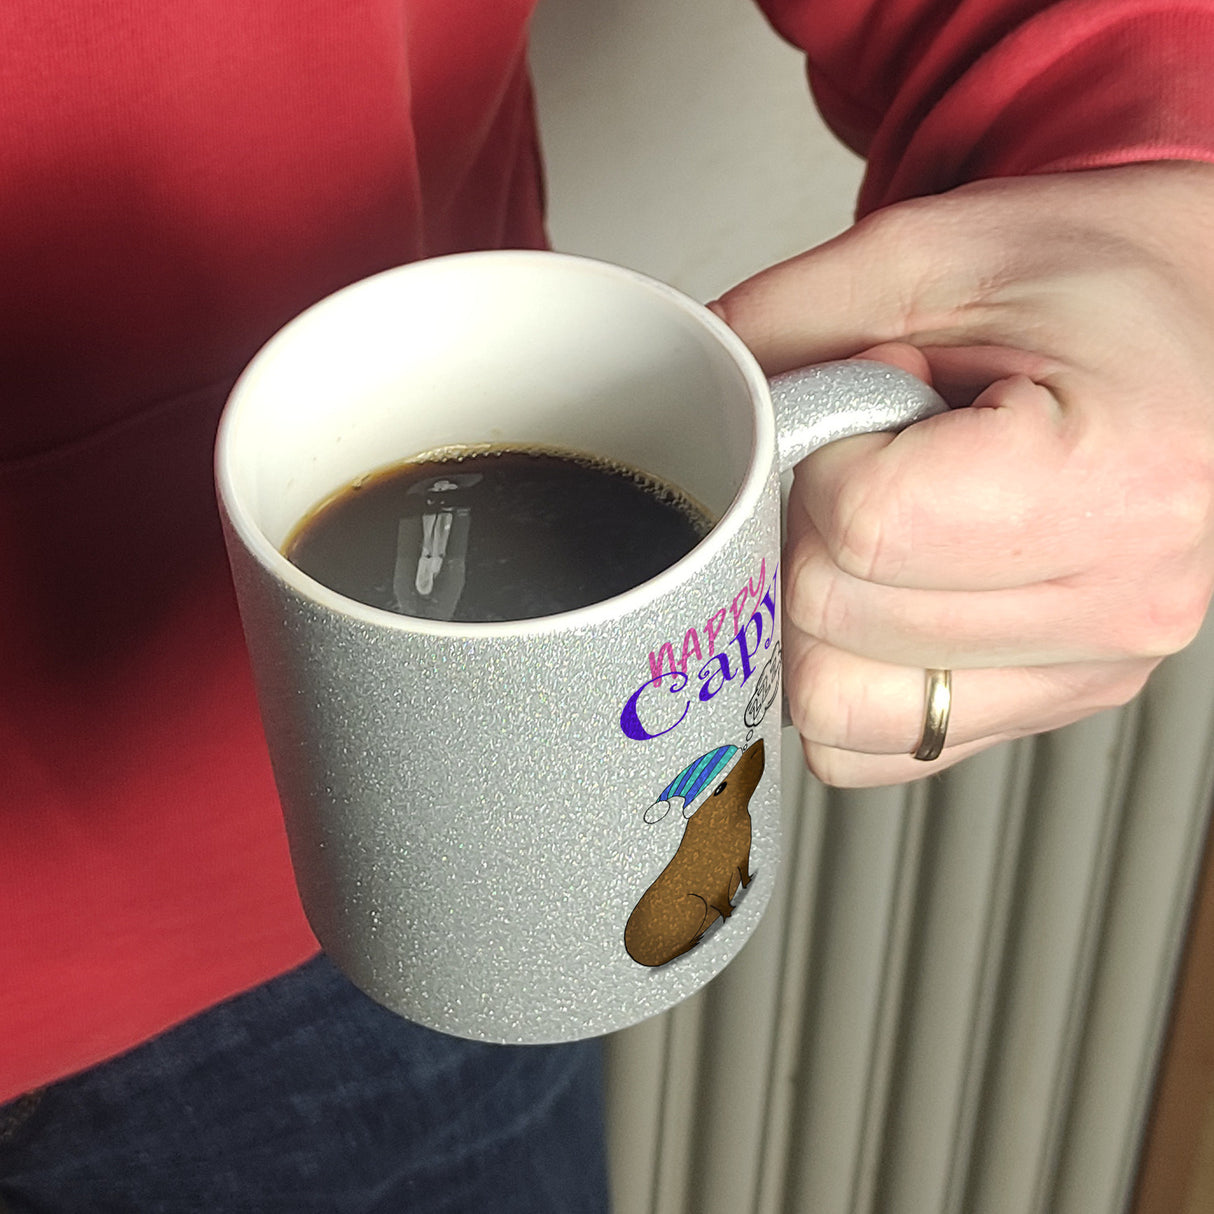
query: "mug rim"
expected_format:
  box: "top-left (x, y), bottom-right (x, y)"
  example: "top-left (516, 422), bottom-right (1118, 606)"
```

top-left (215, 250), bottom-right (775, 639)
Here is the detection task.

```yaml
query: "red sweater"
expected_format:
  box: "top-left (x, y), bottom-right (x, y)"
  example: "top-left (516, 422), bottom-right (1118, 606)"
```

top-left (3, 0), bottom-right (1212, 1102)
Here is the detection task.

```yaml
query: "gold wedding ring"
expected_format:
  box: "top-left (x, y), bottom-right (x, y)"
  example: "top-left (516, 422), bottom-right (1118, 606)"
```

top-left (913, 668), bottom-right (952, 762)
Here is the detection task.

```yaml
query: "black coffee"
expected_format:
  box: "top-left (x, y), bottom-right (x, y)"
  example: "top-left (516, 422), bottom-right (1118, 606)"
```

top-left (283, 448), bottom-right (713, 622)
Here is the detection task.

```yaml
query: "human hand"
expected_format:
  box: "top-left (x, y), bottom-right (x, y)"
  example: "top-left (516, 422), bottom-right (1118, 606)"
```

top-left (712, 162), bottom-right (1214, 786)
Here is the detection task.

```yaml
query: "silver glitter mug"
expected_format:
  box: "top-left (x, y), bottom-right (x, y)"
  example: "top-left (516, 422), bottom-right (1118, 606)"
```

top-left (215, 251), bottom-right (945, 1043)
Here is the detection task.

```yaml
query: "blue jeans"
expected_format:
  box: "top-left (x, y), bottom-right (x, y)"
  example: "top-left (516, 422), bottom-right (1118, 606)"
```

top-left (0, 956), bottom-right (609, 1213)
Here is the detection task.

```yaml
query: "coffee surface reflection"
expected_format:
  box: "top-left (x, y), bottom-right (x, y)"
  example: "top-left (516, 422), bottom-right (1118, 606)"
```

top-left (284, 448), bottom-right (713, 622)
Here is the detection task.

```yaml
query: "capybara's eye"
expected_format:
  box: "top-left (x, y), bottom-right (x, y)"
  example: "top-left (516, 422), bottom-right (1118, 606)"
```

top-left (713, 781), bottom-right (727, 796)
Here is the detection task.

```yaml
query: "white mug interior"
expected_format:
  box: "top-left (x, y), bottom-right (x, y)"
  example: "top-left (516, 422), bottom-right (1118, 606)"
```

top-left (217, 251), bottom-right (773, 627)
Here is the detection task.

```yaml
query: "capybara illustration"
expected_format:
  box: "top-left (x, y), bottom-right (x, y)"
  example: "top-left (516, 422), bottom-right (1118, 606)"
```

top-left (624, 738), bottom-right (765, 967)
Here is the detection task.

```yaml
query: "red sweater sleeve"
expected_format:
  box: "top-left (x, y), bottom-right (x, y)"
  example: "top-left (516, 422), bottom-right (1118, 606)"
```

top-left (757, 0), bottom-right (1214, 214)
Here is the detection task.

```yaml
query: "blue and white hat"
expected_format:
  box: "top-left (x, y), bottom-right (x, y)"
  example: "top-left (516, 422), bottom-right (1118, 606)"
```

top-left (643, 745), bottom-right (738, 823)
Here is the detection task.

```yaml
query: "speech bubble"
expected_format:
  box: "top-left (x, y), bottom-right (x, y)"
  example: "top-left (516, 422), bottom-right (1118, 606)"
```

top-left (743, 641), bottom-right (781, 729)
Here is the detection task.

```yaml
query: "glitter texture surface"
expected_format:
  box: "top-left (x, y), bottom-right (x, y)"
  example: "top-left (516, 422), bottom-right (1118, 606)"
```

top-left (225, 482), bottom-right (784, 1043)
top-left (770, 360), bottom-right (948, 473)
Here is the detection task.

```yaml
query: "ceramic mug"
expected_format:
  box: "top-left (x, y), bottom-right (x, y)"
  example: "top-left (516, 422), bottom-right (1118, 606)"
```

top-left (215, 250), bottom-right (945, 1044)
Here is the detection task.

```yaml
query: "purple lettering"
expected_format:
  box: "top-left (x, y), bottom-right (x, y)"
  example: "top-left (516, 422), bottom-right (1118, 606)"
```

top-left (620, 671), bottom-right (691, 741)
top-left (697, 651), bottom-right (734, 702)
top-left (761, 562), bottom-right (779, 640)
top-left (734, 610), bottom-right (765, 684)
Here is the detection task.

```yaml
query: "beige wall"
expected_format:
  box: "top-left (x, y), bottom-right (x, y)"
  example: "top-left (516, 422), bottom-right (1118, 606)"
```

top-left (529, 0), bottom-right (863, 302)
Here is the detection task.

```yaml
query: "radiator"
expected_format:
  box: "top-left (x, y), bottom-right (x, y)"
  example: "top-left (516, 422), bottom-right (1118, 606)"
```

top-left (602, 614), bottom-right (1214, 1214)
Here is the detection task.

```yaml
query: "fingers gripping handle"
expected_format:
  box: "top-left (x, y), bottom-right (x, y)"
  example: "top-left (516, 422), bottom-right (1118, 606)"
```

top-left (769, 360), bottom-right (948, 732)
top-left (770, 360), bottom-right (949, 473)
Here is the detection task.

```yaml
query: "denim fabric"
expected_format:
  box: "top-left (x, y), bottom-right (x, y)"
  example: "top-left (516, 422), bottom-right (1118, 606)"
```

top-left (0, 956), bottom-right (609, 1213)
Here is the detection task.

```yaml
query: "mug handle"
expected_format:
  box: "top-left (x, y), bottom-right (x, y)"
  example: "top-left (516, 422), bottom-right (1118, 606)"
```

top-left (770, 359), bottom-right (948, 473)
top-left (768, 360), bottom-right (949, 731)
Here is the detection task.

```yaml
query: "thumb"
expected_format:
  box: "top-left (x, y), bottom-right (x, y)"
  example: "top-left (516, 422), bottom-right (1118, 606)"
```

top-left (852, 341), bottom-right (934, 386)
top-left (708, 209), bottom-right (955, 376)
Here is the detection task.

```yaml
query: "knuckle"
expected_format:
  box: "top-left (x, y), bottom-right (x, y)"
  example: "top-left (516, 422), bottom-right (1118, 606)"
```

top-left (852, 199), bottom-right (939, 276)
top-left (801, 739), bottom-right (855, 788)
top-left (802, 740), bottom-right (941, 789)
top-left (781, 527), bottom-right (818, 627)
top-left (786, 643), bottom-right (855, 749)
top-left (849, 200), bottom-right (957, 329)
top-left (1103, 664), bottom-right (1155, 710)
top-left (1097, 460), bottom-right (1214, 659)
top-left (1112, 582), bottom-right (1211, 657)
top-left (783, 544), bottom-right (849, 643)
top-left (827, 474), bottom-right (910, 583)
top-left (806, 571), bottom-right (851, 648)
top-left (1160, 458), bottom-right (1214, 552)
top-left (1048, 661), bottom-right (1154, 717)
top-left (1147, 589), bottom-right (1210, 655)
